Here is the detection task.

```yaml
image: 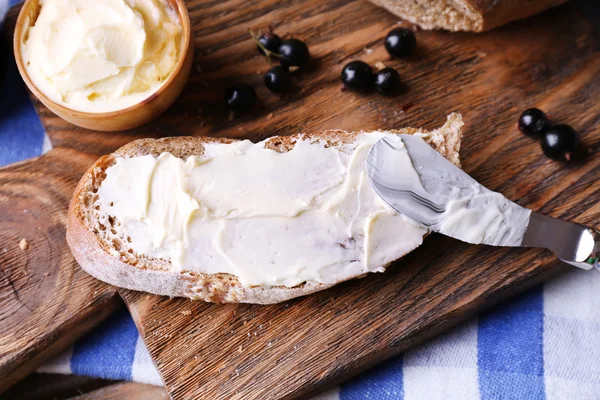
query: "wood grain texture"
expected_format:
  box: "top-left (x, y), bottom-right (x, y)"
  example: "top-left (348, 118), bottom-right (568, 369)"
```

top-left (5, 0), bottom-right (600, 399)
top-left (69, 382), bottom-right (169, 400)
top-left (0, 149), bottom-right (121, 394)
top-left (0, 374), bottom-right (165, 400)
top-left (0, 374), bottom-right (117, 400)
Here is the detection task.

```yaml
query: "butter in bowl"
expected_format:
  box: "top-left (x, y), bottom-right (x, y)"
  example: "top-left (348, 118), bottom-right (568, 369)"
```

top-left (13, 0), bottom-right (192, 131)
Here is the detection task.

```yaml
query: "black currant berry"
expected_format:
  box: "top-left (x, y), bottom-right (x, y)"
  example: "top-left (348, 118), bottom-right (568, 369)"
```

top-left (341, 61), bottom-right (374, 91)
top-left (264, 66), bottom-right (291, 93)
top-left (375, 67), bottom-right (402, 96)
top-left (385, 28), bottom-right (417, 58)
top-left (257, 32), bottom-right (281, 55)
top-left (278, 39), bottom-right (310, 67)
top-left (225, 85), bottom-right (257, 112)
top-left (519, 108), bottom-right (549, 138)
top-left (540, 124), bottom-right (580, 161)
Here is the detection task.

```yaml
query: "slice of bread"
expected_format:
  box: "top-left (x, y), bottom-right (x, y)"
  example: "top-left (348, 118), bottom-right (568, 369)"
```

top-left (67, 113), bottom-right (463, 304)
top-left (368, 0), bottom-right (568, 32)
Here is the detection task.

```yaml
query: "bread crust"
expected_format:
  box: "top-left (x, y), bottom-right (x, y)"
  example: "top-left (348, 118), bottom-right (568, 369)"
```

top-left (368, 0), bottom-right (568, 32)
top-left (67, 114), bottom-right (463, 304)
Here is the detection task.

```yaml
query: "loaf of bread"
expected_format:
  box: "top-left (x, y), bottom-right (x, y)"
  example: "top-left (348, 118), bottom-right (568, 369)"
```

top-left (67, 114), bottom-right (463, 304)
top-left (368, 0), bottom-right (568, 31)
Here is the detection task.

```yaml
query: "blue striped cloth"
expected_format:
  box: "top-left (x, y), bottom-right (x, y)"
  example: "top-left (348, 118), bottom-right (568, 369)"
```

top-left (3, 2), bottom-right (600, 398)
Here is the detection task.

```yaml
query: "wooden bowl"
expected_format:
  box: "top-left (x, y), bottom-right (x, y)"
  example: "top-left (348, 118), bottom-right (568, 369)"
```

top-left (13, 0), bottom-right (193, 132)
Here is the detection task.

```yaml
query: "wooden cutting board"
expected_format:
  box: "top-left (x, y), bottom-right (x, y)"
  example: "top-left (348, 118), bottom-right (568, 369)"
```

top-left (0, 149), bottom-right (121, 394)
top-left (3, 0), bottom-right (600, 398)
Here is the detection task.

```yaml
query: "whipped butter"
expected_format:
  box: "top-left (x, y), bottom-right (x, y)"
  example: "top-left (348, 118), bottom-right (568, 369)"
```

top-left (22, 0), bottom-right (181, 112)
top-left (439, 188), bottom-right (531, 246)
top-left (97, 134), bottom-right (428, 288)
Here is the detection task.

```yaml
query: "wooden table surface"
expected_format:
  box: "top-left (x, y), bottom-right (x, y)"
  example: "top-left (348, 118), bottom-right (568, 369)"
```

top-left (118, 0), bottom-right (600, 398)
top-left (1, 0), bottom-right (599, 398)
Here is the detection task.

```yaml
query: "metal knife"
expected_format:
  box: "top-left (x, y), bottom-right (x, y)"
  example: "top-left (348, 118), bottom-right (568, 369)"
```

top-left (366, 134), bottom-right (599, 270)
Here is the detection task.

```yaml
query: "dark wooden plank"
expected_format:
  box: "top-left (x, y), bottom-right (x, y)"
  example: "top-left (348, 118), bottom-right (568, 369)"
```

top-left (121, 248), bottom-right (567, 399)
top-left (4, 0), bottom-right (600, 399)
top-left (0, 374), bottom-right (118, 400)
top-left (68, 382), bottom-right (169, 400)
top-left (0, 149), bottom-right (121, 393)
top-left (2, 375), bottom-right (165, 400)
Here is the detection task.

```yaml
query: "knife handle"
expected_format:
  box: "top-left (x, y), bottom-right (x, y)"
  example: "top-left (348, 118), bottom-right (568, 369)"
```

top-left (521, 213), bottom-right (599, 270)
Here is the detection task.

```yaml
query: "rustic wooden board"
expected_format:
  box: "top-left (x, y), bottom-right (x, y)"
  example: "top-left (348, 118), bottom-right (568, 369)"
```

top-left (5, 0), bottom-right (600, 399)
top-left (72, 382), bottom-right (169, 400)
top-left (0, 373), bottom-right (166, 400)
top-left (0, 149), bottom-right (121, 394)
top-left (0, 373), bottom-right (117, 400)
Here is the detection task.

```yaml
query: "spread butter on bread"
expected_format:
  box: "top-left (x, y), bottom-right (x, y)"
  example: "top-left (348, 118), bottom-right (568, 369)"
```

top-left (67, 113), bottom-right (463, 304)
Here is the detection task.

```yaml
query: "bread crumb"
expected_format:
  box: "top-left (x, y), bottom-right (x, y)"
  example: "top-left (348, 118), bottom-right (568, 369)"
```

top-left (288, 66), bottom-right (300, 73)
top-left (181, 310), bottom-right (191, 316)
top-left (19, 238), bottom-right (29, 251)
top-left (364, 47), bottom-right (373, 54)
top-left (375, 61), bottom-right (386, 71)
top-left (238, 345), bottom-right (243, 352)
top-left (267, 112), bottom-right (274, 120)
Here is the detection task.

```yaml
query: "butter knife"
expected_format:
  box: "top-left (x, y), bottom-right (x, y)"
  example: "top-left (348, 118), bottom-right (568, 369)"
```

top-left (366, 134), bottom-right (599, 270)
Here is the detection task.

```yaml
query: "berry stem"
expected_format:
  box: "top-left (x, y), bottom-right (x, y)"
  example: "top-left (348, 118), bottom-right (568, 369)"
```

top-left (249, 29), bottom-right (283, 64)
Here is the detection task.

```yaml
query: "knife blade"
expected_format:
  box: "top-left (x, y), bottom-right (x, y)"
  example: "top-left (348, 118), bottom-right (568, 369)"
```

top-left (365, 134), bottom-right (599, 270)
